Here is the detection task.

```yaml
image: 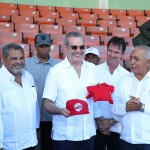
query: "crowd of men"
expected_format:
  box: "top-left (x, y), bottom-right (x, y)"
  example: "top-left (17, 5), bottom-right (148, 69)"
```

top-left (0, 30), bottom-right (150, 150)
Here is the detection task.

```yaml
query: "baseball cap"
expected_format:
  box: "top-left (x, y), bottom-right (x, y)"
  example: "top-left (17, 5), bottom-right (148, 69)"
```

top-left (66, 99), bottom-right (89, 116)
top-left (35, 33), bottom-right (52, 46)
top-left (85, 47), bottom-right (100, 57)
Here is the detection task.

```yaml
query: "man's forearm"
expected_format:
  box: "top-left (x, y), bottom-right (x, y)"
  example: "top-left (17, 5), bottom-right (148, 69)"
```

top-left (44, 99), bottom-right (62, 114)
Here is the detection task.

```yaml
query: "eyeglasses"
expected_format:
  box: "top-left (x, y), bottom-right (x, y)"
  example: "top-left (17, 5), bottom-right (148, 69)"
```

top-left (68, 45), bottom-right (85, 50)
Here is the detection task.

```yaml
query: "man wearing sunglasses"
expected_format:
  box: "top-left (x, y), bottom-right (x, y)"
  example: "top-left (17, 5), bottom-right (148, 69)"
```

top-left (43, 32), bottom-right (98, 150)
top-left (94, 36), bottom-right (129, 150)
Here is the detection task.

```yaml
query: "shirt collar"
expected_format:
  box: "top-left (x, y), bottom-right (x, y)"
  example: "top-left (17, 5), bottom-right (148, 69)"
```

top-left (104, 62), bottom-right (121, 71)
top-left (1, 65), bottom-right (14, 80)
top-left (147, 70), bottom-right (150, 77)
top-left (34, 55), bottom-right (56, 66)
top-left (130, 70), bottom-right (150, 79)
top-left (63, 56), bottom-right (87, 68)
top-left (1, 65), bottom-right (25, 80)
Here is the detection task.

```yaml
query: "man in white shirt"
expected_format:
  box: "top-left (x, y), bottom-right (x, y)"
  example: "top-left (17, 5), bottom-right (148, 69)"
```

top-left (43, 32), bottom-right (98, 150)
top-left (0, 43), bottom-right (40, 150)
top-left (94, 36), bottom-right (129, 150)
top-left (112, 45), bottom-right (150, 150)
top-left (0, 99), bottom-right (2, 150)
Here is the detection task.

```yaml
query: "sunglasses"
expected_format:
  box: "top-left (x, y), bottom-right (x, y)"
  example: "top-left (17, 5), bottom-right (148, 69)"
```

top-left (68, 45), bottom-right (85, 50)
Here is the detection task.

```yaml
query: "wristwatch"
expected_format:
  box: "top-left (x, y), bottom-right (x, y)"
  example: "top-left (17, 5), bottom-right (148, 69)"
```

top-left (140, 103), bottom-right (145, 112)
top-left (110, 118), bottom-right (117, 126)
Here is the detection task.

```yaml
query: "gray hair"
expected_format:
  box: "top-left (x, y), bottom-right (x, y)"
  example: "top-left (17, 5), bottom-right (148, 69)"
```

top-left (134, 45), bottom-right (150, 59)
top-left (64, 31), bottom-right (84, 46)
top-left (2, 43), bottom-right (24, 58)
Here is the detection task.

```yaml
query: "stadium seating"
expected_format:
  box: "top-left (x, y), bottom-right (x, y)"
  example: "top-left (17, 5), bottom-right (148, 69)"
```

top-left (0, 9), bottom-right (19, 16)
top-left (79, 13), bottom-right (98, 21)
top-left (0, 15), bottom-right (10, 22)
top-left (86, 26), bottom-right (108, 36)
top-left (34, 17), bottom-right (55, 25)
top-left (60, 12), bottom-right (79, 19)
top-left (0, 2), bottom-right (148, 61)
top-left (15, 23), bottom-right (39, 33)
top-left (56, 18), bottom-right (76, 26)
top-left (84, 35), bottom-right (100, 46)
top-left (37, 5), bottom-right (55, 12)
top-left (109, 9), bottom-right (127, 16)
top-left (0, 2), bottom-right (17, 10)
top-left (0, 31), bottom-right (23, 44)
top-left (74, 8), bottom-right (92, 14)
top-left (63, 25), bottom-right (86, 35)
top-left (11, 16), bottom-right (34, 24)
top-left (0, 22), bottom-right (14, 32)
top-left (56, 6), bottom-right (74, 13)
top-left (77, 19), bottom-right (97, 26)
top-left (40, 24), bottom-right (63, 34)
top-left (19, 10), bottom-right (40, 17)
top-left (109, 27), bottom-right (130, 37)
top-left (98, 15), bottom-right (116, 21)
top-left (51, 34), bottom-right (65, 45)
top-left (92, 9), bottom-right (109, 15)
top-left (40, 11), bottom-right (60, 19)
top-left (18, 4), bottom-right (37, 11)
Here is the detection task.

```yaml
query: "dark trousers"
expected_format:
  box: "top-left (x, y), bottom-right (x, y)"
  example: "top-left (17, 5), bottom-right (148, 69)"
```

top-left (120, 139), bottom-right (150, 150)
top-left (94, 130), bottom-right (120, 150)
top-left (23, 147), bottom-right (35, 150)
top-left (53, 136), bottom-right (94, 150)
top-left (40, 121), bottom-right (53, 150)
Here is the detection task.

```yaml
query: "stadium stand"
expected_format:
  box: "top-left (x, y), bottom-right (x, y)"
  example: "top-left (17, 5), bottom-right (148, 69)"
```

top-left (0, 2), bottom-right (147, 63)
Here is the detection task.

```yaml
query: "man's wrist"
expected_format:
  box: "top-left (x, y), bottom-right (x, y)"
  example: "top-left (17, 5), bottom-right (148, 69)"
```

top-left (110, 118), bottom-right (117, 126)
top-left (140, 103), bottom-right (145, 112)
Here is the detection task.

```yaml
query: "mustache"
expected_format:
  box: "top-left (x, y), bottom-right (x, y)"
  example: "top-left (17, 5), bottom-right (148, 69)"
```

top-left (13, 64), bottom-right (24, 67)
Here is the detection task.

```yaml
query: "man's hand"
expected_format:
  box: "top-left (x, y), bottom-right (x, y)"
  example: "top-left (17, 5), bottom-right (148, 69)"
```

top-left (98, 117), bottom-right (112, 131)
top-left (126, 95), bottom-right (142, 112)
top-left (101, 128), bottom-right (111, 136)
top-left (60, 108), bottom-right (70, 117)
top-left (37, 129), bottom-right (41, 142)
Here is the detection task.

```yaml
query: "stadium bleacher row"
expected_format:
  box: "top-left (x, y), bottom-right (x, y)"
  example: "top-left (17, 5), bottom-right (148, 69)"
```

top-left (0, 2), bottom-right (148, 67)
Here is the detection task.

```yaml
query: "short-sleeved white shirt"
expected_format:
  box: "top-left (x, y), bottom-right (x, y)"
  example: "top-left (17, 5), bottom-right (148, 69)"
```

top-left (112, 71), bottom-right (150, 144)
top-left (94, 62), bottom-right (129, 133)
top-left (0, 96), bottom-right (2, 149)
top-left (43, 57), bottom-right (98, 141)
top-left (0, 65), bottom-right (40, 150)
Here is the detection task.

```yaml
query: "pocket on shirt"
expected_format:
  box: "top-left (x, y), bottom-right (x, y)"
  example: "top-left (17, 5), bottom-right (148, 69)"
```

top-left (31, 74), bottom-right (40, 91)
top-left (60, 84), bottom-right (75, 100)
top-left (1, 90), bottom-right (21, 108)
top-left (28, 86), bottom-right (37, 102)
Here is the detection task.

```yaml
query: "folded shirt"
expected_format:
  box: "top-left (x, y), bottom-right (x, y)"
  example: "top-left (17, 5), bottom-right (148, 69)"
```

top-left (86, 82), bottom-right (114, 104)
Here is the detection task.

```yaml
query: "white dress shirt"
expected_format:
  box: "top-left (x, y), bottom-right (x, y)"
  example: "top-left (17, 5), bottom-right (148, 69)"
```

top-left (0, 65), bottom-right (40, 150)
top-left (43, 57), bottom-right (98, 141)
top-left (112, 71), bottom-right (150, 144)
top-left (94, 62), bottom-right (129, 133)
top-left (0, 98), bottom-right (2, 149)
